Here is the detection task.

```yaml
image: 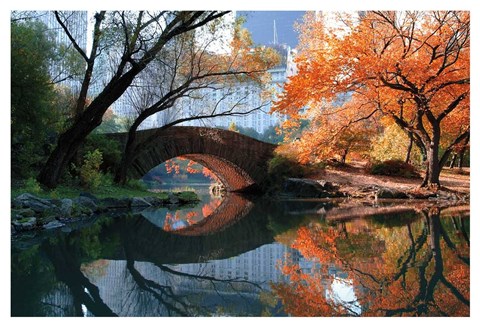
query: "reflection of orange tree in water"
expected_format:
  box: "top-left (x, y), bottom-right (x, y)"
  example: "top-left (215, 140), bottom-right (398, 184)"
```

top-left (162, 157), bottom-right (223, 232)
top-left (272, 207), bottom-right (469, 316)
top-left (163, 211), bottom-right (199, 232)
top-left (162, 199), bottom-right (223, 232)
top-left (202, 198), bottom-right (223, 218)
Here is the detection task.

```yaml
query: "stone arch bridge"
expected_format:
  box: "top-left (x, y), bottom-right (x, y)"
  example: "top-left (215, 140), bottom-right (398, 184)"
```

top-left (109, 127), bottom-right (277, 192)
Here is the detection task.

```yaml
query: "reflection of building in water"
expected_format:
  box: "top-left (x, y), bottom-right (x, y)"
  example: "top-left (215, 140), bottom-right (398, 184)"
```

top-left (39, 242), bottom-right (357, 316)
top-left (40, 243), bottom-right (299, 316)
top-left (171, 242), bottom-right (299, 284)
top-left (41, 283), bottom-right (77, 316)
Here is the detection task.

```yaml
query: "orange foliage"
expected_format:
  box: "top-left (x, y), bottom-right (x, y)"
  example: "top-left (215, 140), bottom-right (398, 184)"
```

top-left (272, 212), bottom-right (469, 316)
top-left (273, 11), bottom-right (469, 184)
top-left (186, 160), bottom-right (201, 174)
top-left (201, 198), bottom-right (222, 218)
top-left (185, 211), bottom-right (199, 225)
top-left (202, 166), bottom-right (220, 182)
top-left (165, 159), bottom-right (180, 175)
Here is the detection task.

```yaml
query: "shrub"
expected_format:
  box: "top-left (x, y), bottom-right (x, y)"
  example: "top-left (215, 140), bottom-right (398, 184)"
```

top-left (176, 191), bottom-right (200, 203)
top-left (79, 149), bottom-right (103, 190)
top-left (84, 133), bottom-right (122, 173)
top-left (99, 173), bottom-right (114, 188)
top-left (24, 177), bottom-right (42, 194)
top-left (268, 155), bottom-right (307, 180)
top-left (367, 160), bottom-right (420, 178)
top-left (126, 179), bottom-right (147, 191)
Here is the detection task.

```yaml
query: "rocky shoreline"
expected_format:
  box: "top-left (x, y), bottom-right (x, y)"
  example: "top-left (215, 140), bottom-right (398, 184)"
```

top-left (279, 178), bottom-right (470, 202)
top-left (11, 191), bottom-right (200, 234)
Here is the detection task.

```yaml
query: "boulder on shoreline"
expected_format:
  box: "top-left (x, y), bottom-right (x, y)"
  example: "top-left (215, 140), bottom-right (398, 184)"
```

top-left (283, 178), bottom-right (345, 198)
top-left (12, 217), bottom-right (37, 232)
top-left (280, 178), bottom-right (467, 202)
top-left (12, 193), bottom-right (56, 213)
top-left (376, 187), bottom-right (409, 199)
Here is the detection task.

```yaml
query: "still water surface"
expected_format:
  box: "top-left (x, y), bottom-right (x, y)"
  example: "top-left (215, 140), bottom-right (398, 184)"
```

top-left (11, 186), bottom-right (470, 317)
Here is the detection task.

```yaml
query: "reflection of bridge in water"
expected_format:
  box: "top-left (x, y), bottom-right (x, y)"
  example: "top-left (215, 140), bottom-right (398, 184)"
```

top-left (170, 193), bottom-right (254, 236)
top-left (106, 195), bottom-right (275, 264)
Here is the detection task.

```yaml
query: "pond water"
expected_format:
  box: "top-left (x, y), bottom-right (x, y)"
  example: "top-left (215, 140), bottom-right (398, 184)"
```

top-left (11, 186), bottom-right (470, 317)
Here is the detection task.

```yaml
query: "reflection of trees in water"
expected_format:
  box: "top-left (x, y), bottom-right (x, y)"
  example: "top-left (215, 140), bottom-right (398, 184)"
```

top-left (142, 192), bottom-right (244, 234)
top-left (42, 236), bottom-right (118, 316)
top-left (122, 256), bottom-right (264, 316)
top-left (42, 238), bottom-right (265, 316)
top-left (172, 193), bottom-right (254, 236)
top-left (272, 206), bottom-right (470, 317)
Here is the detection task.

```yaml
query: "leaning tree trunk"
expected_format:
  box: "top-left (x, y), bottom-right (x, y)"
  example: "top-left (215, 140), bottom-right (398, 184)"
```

top-left (114, 125), bottom-right (141, 185)
top-left (38, 64), bottom-right (143, 188)
top-left (38, 116), bottom-right (103, 188)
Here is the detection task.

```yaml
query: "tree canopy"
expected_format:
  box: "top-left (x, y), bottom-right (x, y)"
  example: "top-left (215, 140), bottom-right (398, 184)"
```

top-left (11, 20), bottom-right (57, 178)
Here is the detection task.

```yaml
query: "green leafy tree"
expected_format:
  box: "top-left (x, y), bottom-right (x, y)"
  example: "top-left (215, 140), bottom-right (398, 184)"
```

top-left (11, 19), bottom-right (57, 178)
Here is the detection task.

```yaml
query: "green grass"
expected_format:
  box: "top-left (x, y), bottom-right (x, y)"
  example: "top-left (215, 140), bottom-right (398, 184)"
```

top-left (11, 183), bottom-right (169, 200)
top-left (175, 191), bottom-right (200, 203)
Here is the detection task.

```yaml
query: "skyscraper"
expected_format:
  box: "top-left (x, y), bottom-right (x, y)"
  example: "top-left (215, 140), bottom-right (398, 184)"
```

top-left (35, 11), bottom-right (88, 95)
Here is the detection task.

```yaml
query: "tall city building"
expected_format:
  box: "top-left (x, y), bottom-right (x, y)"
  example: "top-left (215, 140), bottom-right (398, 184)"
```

top-left (35, 11), bottom-right (88, 96)
top-left (172, 43), bottom-right (295, 134)
top-left (171, 12), bottom-right (301, 135)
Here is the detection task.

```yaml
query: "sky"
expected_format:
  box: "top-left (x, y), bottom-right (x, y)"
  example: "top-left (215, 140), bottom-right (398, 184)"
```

top-left (236, 11), bottom-right (306, 48)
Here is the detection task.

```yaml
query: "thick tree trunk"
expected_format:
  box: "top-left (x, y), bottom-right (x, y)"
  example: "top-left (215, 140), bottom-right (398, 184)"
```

top-left (457, 135), bottom-right (469, 168)
top-left (37, 117), bottom-right (102, 188)
top-left (423, 147), bottom-right (441, 187)
top-left (340, 149), bottom-right (348, 164)
top-left (458, 152), bottom-right (465, 168)
top-left (38, 66), bottom-right (141, 188)
top-left (114, 128), bottom-right (139, 185)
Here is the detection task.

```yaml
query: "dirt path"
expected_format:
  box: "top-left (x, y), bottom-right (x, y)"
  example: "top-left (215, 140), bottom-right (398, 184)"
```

top-left (308, 165), bottom-right (470, 195)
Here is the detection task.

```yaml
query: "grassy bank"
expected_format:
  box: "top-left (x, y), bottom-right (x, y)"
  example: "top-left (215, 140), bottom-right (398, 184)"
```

top-left (11, 181), bottom-right (194, 201)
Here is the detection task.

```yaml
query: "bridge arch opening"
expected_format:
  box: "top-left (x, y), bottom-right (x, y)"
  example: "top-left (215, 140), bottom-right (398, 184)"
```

top-left (140, 157), bottom-right (255, 235)
top-left (139, 154), bottom-right (256, 192)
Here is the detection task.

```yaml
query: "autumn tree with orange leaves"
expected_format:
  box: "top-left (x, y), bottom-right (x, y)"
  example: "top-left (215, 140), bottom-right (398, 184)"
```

top-left (273, 11), bottom-right (469, 188)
